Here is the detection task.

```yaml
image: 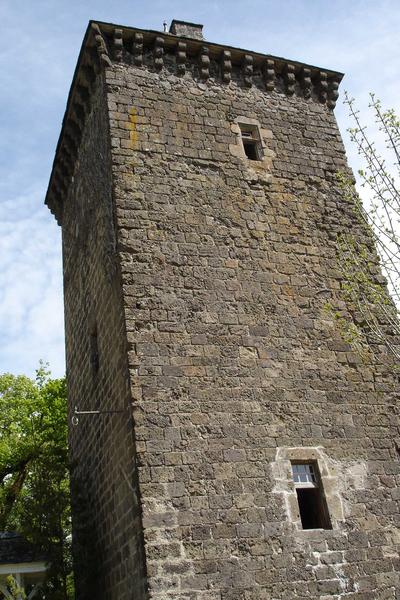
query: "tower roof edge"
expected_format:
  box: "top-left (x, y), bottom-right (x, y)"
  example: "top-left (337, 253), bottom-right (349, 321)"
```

top-left (44, 19), bottom-right (344, 224)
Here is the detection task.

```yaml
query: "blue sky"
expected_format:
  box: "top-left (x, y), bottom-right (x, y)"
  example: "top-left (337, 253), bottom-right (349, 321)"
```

top-left (1, 0), bottom-right (399, 378)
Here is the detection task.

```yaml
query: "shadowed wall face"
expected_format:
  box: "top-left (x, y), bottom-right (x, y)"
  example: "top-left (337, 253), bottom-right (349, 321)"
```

top-left (49, 20), bottom-right (399, 600)
top-left (61, 74), bottom-right (147, 600)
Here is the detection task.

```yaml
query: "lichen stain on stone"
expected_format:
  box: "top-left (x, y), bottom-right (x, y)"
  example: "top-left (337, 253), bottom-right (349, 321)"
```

top-left (128, 107), bottom-right (138, 149)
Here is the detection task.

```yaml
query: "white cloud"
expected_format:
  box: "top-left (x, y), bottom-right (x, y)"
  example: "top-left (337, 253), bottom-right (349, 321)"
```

top-left (0, 185), bottom-right (64, 377)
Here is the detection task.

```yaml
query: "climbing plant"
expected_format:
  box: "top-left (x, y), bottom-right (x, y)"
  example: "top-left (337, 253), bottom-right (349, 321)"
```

top-left (335, 94), bottom-right (400, 359)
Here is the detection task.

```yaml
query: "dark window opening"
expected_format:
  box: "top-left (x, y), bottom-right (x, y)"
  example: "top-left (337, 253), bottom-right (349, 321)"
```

top-left (90, 326), bottom-right (100, 374)
top-left (243, 139), bottom-right (259, 160)
top-left (292, 462), bottom-right (332, 530)
top-left (296, 488), bottom-right (331, 529)
top-left (238, 123), bottom-right (263, 161)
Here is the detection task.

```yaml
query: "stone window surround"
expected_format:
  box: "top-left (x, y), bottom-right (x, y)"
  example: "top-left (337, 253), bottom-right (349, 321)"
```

top-left (229, 116), bottom-right (274, 169)
top-left (271, 446), bottom-right (345, 532)
top-left (238, 121), bottom-right (264, 161)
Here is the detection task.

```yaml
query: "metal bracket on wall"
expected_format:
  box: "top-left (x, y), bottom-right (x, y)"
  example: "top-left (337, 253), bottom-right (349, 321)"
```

top-left (72, 405), bottom-right (127, 426)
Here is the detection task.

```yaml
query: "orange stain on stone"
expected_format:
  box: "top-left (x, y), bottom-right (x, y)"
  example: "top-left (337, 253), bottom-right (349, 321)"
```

top-left (128, 107), bottom-right (138, 148)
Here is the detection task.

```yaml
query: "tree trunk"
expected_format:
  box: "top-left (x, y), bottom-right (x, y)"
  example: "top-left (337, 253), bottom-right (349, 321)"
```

top-left (0, 462), bottom-right (29, 530)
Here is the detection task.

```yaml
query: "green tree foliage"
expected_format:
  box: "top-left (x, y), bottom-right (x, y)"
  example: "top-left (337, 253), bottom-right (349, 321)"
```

top-left (0, 365), bottom-right (73, 599)
top-left (336, 94), bottom-right (400, 359)
top-left (3, 575), bottom-right (26, 599)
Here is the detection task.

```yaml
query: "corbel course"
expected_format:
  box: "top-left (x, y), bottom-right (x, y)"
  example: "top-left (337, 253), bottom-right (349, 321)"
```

top-left (45, 21), bottom-right (344, 224)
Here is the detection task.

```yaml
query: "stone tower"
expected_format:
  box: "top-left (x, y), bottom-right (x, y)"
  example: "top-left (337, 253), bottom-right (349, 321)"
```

top-left (46, 19), bottom-right (399, 600)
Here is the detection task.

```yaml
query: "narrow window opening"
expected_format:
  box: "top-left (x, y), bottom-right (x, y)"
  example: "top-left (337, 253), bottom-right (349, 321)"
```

top-left (90, 326), bottom-right (100, 374)
top-left (238, 124), bottom-right (263, 161)
top-left (292, 462), bottom-right (332, 530)
top-left (243, 139), bottom-right (259, 160)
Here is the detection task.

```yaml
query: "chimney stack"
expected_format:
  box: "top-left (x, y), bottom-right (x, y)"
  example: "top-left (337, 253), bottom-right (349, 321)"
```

top-left (169, 19), bottom-right (204, 40)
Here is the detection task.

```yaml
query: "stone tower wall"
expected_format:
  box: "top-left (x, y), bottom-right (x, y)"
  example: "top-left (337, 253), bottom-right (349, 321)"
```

top-left (107, 51), bottom-right (399, 600)
top-left (61, 74), bottom-right (147, 599)
top-left (48, 21), bottom-right (400, 600)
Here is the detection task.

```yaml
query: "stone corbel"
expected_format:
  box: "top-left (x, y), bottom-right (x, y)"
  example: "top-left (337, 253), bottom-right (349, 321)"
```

top-left (80, 64), bottom-right (97, 92)
top-left (318, 71), bottom-right (328, 104)
top-left (133, 32), bottom-right (143, 66)
top-left (300, 67), bottom-right (312, 99)
top-left (61, 144), bottom-right (74, 170)
top-left (75, 85), bottom-right (91, 113)
top-left (68, 120), bottom-right (83, 146)
top-left (63, 133), bottom-right (77, 158)
top-left (176, 41), bottom-right (187, 76)
top-left (284, 63), bottom-right (296, 96)
top-left (113, 28), bottom-right (123, 62)
top-left (199, 46), bottom-right (210, 80)
top-left (264, 59), bottom-right (275, 92)
top-left (221, 50), bottom-right (232, 83)
top-left (86, 47), bottom-right (101, 76)
top-left (72, 102), bottom-right (86, 129)
top-left (243, 54), bottom-right (253, 87)
top-left (328, 78), bottom-right (340, 109)
top-left (91, 23), bottom-right (112, 67)
top-left (154, 36), bottom-right (164, 71)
